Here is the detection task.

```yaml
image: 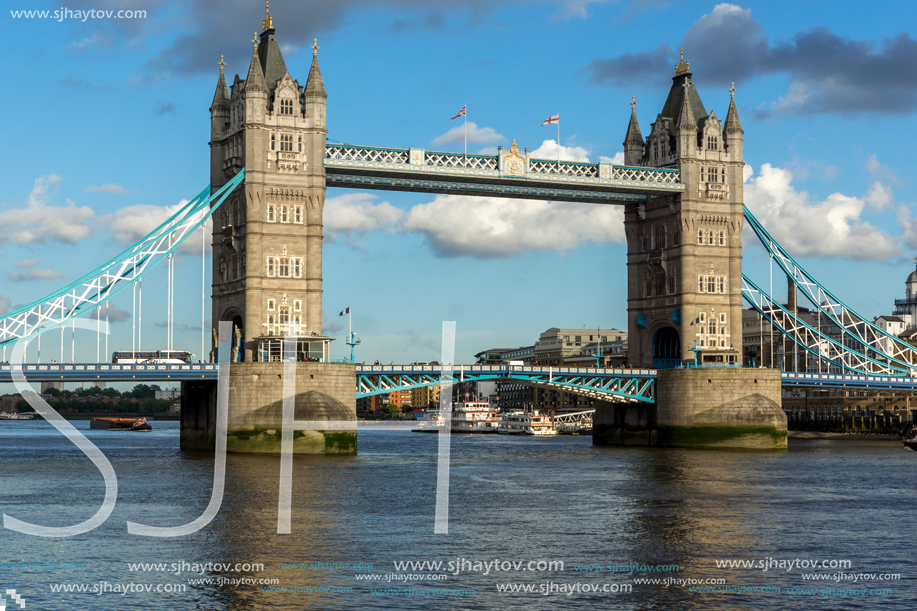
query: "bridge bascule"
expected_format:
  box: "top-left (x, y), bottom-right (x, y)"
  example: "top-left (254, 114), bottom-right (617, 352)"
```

top-left (1, 9), bottom-right (916, 449)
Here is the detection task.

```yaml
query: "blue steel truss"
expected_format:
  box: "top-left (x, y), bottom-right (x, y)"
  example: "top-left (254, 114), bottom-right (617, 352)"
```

top-left (324, 143), bottom-right (683, 203)
top-left (0, 171), bottom-right (245, 348)
top-left (355, 365), bottom-right (657, 403)
top-left (744, 205), bottom-right (917, 373)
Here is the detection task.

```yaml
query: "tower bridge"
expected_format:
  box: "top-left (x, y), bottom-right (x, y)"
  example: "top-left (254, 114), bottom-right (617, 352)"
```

top-left (3, 6), bottom-right (916, 451)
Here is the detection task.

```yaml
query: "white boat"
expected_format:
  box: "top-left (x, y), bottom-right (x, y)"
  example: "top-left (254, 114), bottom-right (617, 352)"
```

top-left (411, 409), bottom-right (445, 433)
top-left (451, 401), bottom-right (499, 434)
top-left (556, 417), bottom-right (593, 435)
top-left (411, 402), bottom-right (498, 434)
top-left (0, 412), bottom-right (33, 421)
top-left (497, 410), bottom-right (557, 435)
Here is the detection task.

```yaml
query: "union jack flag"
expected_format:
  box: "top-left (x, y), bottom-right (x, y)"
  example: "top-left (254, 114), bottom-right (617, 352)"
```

top-left (450, 106), bottom-right (466, 120)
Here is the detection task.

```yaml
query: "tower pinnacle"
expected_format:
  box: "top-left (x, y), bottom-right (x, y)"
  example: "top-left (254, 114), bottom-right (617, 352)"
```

top-left (312, 38), bottom-right (320, 57)
top-left (262, 0), bottom-right (273, 33)
top-left (674, 47), bottom-right (690, 76)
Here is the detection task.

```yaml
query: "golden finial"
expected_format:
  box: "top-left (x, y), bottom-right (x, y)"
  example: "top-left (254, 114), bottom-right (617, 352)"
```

top-left (674, 47), bottom-right (690, 76)
top-left (262, 0), bottom-right (273, 32)
top-left (510, 139), bottom-right (519, 154)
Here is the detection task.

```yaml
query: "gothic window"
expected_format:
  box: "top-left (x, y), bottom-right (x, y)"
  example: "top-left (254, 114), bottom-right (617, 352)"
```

top-left (645, 280), bottom-right (652, 298)
top-left (270, 134), bottom-right (275, 151)
top-left (268, 314), bottom-right (275, 326)
top-left (699, 312), bottom-right (706, 323)
top-left (640, 234), bottom-right (647, 251)
top-left (698, 276), bottom-right (705, 293)
top-left (653, 142), bottom-right (659, 160)
top-left (708, 231), bottom-right (715, 245)
top-left (667, 275), bottom-right (676, 294)
top-left (267, 299), bottom-right (276, 311)
top-left (719, 313), bottom-right (727, 325)
top-left (293, 299), bottom-right (302, 312)
top-left (718, 277), bottom-right (726, 293)
top-left (298, 136), bottom-right (303, 152)
top-left (266, 256), bottom-right (276, 277)
top-left (293, 315), bottom-right (301, 327)
top-left (280, 99), bottom-right (293, 115)
top-left (707, 135), bottom-right (718, 150)
top-left (719, 231), bottom-right (725, 246)
top-left (280, 134), bottom-right (293, 152)
top-left (653, 225), bottom-right (665, 249)
top-left (697, 230), bottom-right (704, 245)
top-left (654, 274), bottom-right (665, 296)
top-left (281, 205), bottom-right (288, 223)
top-left (267, 204), bottom-right (276, 222)
top-left (278, 306), bottom-right (290, 325)
top-left (293, 258), bottom-right (302, 278)
top-left (707, 167), bottom-right (718, 183)
top-left (707, 276), bottom-right (716, 293)
top-left (278, 257), bottom-right (291, 277)
top-left (294, 206), bottom-right (303, 224)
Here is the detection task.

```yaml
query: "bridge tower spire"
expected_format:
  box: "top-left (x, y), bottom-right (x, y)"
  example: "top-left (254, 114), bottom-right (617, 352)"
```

top-left (623, 96), bottom-right (644, 166)
top-left (623, 50), bottom-right (745, 369)
top-left (209, 15), bottom-right (329, 362)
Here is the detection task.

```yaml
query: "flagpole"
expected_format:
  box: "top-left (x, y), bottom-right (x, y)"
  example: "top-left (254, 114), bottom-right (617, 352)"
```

top-left (557, 114), bottom-right (560, 167)
top-left (349, 307), bottom-right (352, 362)
top-left (464, 103), bottom-right (467, 157)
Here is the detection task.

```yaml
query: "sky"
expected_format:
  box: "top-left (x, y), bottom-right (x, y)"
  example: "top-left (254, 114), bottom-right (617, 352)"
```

top-left (2, 0), bottom-right (917, 374)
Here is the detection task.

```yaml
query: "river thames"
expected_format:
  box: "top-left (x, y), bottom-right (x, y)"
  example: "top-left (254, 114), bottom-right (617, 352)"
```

top-left (0, 421), bottom-right (912, 610)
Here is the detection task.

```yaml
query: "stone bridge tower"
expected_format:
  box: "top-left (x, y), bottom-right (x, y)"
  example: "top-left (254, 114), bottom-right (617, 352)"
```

top-left (208, 6), bottom-right (328, 361)
top-left (623, 50), bottom-right (745, 368)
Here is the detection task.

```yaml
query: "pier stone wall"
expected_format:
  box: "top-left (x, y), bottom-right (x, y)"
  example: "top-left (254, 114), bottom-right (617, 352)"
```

top-left (181, 362), bottom-right (357, 454)
top-left (594, 368), bottom-right (786, 449)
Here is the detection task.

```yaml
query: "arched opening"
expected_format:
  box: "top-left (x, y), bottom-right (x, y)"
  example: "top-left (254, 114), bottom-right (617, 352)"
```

top-left (652, 326), bottom-right (680, 369)
top-left (227, 314), bottom-right (243, 362)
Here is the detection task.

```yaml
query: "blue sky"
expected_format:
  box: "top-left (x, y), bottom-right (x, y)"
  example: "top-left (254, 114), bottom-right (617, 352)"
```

top-left (2, 0), bottom-right (917, 372)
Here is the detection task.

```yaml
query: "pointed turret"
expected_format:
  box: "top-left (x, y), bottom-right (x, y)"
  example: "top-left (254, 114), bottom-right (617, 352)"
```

top-left (304, 38), bottom-right (328, 128)
top-left (724, 82), bottom-right (744, 161)
top-left (211, 55), bottom-right (229, 111)
top-left (676, 81), bottom-right (697, 131)
top-left (305, 39), bottom-right (327, 99)
top-left (623, 96), bottom-right (644, 166)
top-left (243, 33), bottom-right (267, 93)
top-left (725, 82), bottom-right (743, 134)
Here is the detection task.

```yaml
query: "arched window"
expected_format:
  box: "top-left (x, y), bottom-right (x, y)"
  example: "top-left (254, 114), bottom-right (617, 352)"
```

top-left (270, 133), bottom-right (275, 151)
top-left (708, 231), bottom-right (715, 245)
top-left (280, 98), bottom-right (293, 115)
top-left (298, 136), bottom-right (303, 152)
top-left (719, 231), bottom-right (725, 246)
top-left (281, 205), bottom-right (288, 223)
top-left (707, 135), bottom-right (718, 150)
top-left (697, 230), bottom-right (704, 245)
top-left (653, 225), bottom-right (665, 249)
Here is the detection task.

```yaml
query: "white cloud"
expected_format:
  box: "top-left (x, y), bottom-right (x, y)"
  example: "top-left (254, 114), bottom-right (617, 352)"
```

top-left (755, 81), bottom-right (812, 118)
top-left (13, 258), bottom-right (42, 269)
top-left (8, 268), bottom-right (67, 282)
top-left (102, 199), bottom-right (209, 255)
top-left (529, 139), bottom-right (591, 162)
top-left (323, 193), bottom-right (405, 237)
top-left (744, 163), bottom-right (899, 261)
top-left (600, 152), bottom-right (626, 165)
top-left (0, 174), bottom-right (95, 244)
top-left (0, 295), bottom-right (10, 316)
top-left (432, 121), bottom-right (504, 147)
top-left (402, 194), bottom-right (625, 258)
top-left (864, 181), bottom-right (894, 211)
top-left (865, 154), bottom-right (901, 186)
top-left (85, 183), bottom-right (126, 194)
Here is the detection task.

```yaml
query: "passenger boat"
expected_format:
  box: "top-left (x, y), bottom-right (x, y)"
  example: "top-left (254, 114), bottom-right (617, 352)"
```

top-left (556, 417), bottom-right (593, 435)
top-left (411, 409), bottom-right (445, 433)
top-left (0, 412), bottom-right (34, 420)
top-left (903, 429), bottom-right (917, 451)
top-left (450, 401), bottom-right (499, 434)
top-left (90, 417), bottom-right (152, 431)
top-left (497, 410), bottom-right (556, 435)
